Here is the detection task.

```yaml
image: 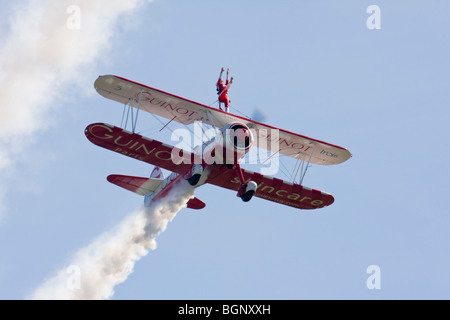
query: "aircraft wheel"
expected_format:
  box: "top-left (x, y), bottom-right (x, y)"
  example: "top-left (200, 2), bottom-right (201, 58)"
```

top-left (241, 190), bottom-right (255, 202)
top-left (240, 181), bottom-right (257, 202)
top-left (187, 164), bottom-right (203, 186)
top-left (188, 174), bottom-right (201, 186)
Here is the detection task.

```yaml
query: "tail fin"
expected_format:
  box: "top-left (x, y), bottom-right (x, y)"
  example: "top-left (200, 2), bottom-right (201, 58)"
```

top-left (150, 167), bottom-right (164, 179)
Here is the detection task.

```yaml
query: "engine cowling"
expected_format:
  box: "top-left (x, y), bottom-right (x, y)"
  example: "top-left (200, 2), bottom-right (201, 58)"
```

top-left (221, 123), bottom-right (253, 164)
top-left (223, 123), bottom-right (253, 150)
top-left (201, 122), bottom-right (254, 165)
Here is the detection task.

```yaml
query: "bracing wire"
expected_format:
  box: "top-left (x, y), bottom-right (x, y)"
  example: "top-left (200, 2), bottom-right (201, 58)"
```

top-left (229, 105), bottom-right (252, 119)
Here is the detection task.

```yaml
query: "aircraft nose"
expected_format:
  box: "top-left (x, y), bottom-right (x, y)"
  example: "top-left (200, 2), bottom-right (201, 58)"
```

top-left (235, 128), bottom-right (249, 141)
top-left (233, 128), bottom-right (251, 148)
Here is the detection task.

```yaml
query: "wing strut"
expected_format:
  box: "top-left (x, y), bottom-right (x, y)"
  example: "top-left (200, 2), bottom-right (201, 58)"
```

top-left (132, 89), bottom-right (143, 133)
top-left (298, 143), bottom-right (316, 185)
top-left (121, 100), bottom-right (128, 128)
top-left (120, 90), bottom-right (143, 133)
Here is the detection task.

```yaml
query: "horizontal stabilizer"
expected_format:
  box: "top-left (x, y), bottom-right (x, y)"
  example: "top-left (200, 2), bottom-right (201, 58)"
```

top-left (107, 175), bottom-right (163, 196)
top-left (108, 174), bottom-right (205, 210)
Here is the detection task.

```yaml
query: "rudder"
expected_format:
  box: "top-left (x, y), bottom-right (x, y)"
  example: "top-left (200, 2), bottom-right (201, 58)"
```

top-left (150, 167), bottom-right (164, 179)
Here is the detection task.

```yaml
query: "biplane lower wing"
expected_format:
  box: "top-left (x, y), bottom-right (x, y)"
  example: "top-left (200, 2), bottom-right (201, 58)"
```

top-left (205, 165), bottom-right (334, 210)
top-left (85, 123), bottom-right (332, 210)
top-left (94, 75), bottom-right (352, 165)
top-left (85, 123), bottom-right (194, 175)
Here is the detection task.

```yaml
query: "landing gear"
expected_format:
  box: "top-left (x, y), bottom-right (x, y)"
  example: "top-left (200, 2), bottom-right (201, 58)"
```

top-left (240, 181), bottom-right (257, 202)
top-left (187, 164), bottom-right (203, 186)
top-left (188, 175), bottom-right (201, 186)
top-left (234, 163), bottom-right (257, 202)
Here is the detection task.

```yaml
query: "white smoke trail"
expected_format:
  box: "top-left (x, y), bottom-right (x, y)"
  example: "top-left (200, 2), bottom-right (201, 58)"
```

top-left (29, 180), bottom-right (195, 300)
top-left (0, 0), bottom-right (151, 217)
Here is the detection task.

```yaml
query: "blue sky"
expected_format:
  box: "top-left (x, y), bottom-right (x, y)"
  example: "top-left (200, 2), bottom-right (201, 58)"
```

top-left (0, 0), bottom-right (449, 299)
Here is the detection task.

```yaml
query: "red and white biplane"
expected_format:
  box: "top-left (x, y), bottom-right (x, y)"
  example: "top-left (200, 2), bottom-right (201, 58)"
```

top-left (85, 75), bottom-right (352, 211)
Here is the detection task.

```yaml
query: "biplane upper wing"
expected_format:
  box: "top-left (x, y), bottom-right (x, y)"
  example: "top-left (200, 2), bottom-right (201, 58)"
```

top-left (205, 165), bottom-right (334, 210)
top-left (94, 75), bottom-right (352, 165)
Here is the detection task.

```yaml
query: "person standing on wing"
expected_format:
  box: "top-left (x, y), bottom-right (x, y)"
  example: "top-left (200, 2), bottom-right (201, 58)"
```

top-left (216, 67), bottom-right (233, 112)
